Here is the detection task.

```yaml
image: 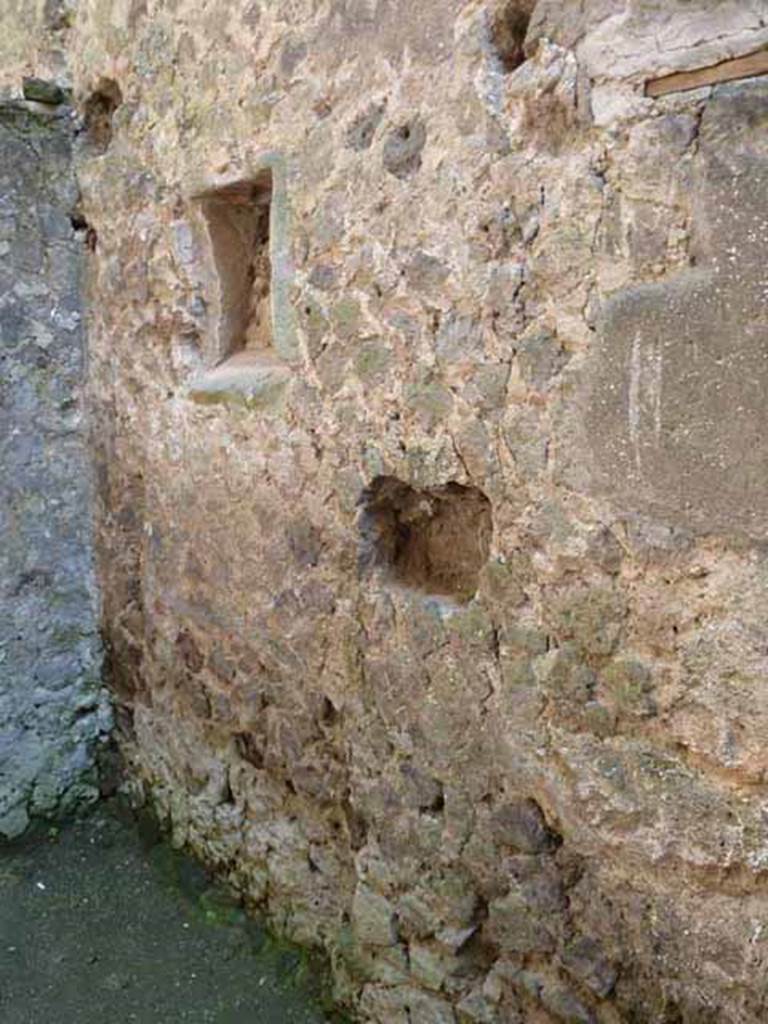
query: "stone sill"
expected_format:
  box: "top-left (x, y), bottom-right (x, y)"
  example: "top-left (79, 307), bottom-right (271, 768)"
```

top-left (188, 350), bottom-right (290, 409)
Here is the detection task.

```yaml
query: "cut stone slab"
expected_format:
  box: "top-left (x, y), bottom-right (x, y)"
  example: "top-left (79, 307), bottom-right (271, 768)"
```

top-left (22, 77), bottom-right (66, 104)
top-left (188, 350), bottom-right (291, 409)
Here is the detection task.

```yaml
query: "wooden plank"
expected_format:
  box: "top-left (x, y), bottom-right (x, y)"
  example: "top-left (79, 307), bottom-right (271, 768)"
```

top-left (645, 46), bottom-right (768, 98)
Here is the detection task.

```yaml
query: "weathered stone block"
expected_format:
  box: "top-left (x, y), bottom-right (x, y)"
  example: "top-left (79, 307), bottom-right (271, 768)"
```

top-left (383, 119), bottom-right (427, 179)
top-left (491, 798), bottom-right (559, 854)
top-left (560, 934), bottom-right (617, 999)
top-left (351, 883), bottom-right (398, 947)
top-left (22, 76), bottom-right (66, 105)
top-left (409, 940), bottom-right (457, 991)
top-left (540, 983), bottom-right (596, 1024)
top-left (485, 890), bottom-right (556, 954)
top-left (567, 79), bottom-right (768, 540)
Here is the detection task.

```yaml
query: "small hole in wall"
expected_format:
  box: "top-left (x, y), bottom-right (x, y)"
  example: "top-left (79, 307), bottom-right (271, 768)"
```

top-left (69, 209), bottom-right (99, 251)
top-left (197, 171), bottom-right (273, 362)
top-left (84, 77), bottom-right (122, 154)
top-left (342, 799), bottom-right (367, 850)
top-left (235, 732), bottom-right (264, 769)
top-left (359, 476), bottom-right (493, 603)
top-left (490, 0), bottom-right (536, 73)
top-left (320, 696), bottom-right (338, 726)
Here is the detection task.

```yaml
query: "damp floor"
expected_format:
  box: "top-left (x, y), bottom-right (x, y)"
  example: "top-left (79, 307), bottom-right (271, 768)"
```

top-left (0, 802), bottom-right (342, 1024)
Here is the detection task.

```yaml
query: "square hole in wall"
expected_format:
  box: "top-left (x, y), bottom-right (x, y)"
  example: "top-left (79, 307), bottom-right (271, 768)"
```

top-left (198, 170), bottom-right (273, 363)
top-left (359, 476), bottom-right (492, 603)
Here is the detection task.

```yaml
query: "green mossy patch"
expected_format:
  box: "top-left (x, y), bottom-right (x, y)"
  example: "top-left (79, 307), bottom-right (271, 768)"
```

top-left (602, 659), bottom-right (656, 719)
top-left (548, 585), bottom-right (627, 657)
top-left (404, 378), bottom-right (454, 426)
top-left (354, 338), bottom-right (392, 382)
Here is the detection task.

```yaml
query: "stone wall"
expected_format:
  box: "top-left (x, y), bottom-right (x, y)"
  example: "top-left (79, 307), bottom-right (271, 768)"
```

top-left (0, 98), bottom-right (110, 839)
top-left (0, 1), bottom-right (74, 93)
top-left (15, 0), bottom-right (768, 1019)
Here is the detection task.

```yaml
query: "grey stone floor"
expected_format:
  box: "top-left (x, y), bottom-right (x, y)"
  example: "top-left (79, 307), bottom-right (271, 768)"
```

top-left (0, 802), bottom-right (342, 1024)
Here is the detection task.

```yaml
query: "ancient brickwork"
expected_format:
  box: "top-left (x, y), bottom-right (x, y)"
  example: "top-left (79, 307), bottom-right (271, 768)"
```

top-left (4, 0), bottom-right (768, 1020)
top-left (0, 99), bottom-right (109, 839)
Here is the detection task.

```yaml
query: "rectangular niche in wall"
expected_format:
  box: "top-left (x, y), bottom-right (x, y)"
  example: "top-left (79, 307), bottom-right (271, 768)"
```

top-left (201, 171), bottom-right (273, 360)
top-left (189, 163), bottom-right (296, 409)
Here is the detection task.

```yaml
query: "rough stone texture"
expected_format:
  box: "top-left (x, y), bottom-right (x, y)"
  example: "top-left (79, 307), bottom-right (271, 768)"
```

top-left (0, 0), bottom-right (74, 95)
top-left (0, 100), bottom-right (110, 839)
top-left (5, 0), bottom-right (768, 1021)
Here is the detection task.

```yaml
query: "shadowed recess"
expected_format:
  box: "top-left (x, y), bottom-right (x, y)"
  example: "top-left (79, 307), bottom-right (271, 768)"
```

top-left (359, 476), bottom-right (492, 602)
top-left (83, 78), bottom-right (122, 154)
top-left (490, 0), bottom-right (536, 72)
top-left (197, 172), bottom-right (274, 362)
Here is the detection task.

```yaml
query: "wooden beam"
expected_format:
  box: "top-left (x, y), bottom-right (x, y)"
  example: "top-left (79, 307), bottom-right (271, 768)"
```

top-left (645, 46), bottom-right (768, 98)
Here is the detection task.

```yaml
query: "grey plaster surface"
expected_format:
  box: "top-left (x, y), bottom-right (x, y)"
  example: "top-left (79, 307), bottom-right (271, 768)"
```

top-left (571, 80), bottom-right (768, 539)
top-left (0, 100), bottom-right (110, 839)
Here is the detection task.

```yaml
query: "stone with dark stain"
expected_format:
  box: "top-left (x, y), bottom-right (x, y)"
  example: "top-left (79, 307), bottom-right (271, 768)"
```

top-left (517, 329), bottom-right (570, 390)
top-left (405, 250), bottom-right (450, 291)
top-left (383, 119), bottom-right (426, 179)
top-left (491, 798), bottom-right (560, 854)
top-left (561, 934), bottom-right (618, 999)
top-left (22, 77), bottom-right (66, 105)
top-left (345, 101), bottom-right (386, 151)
